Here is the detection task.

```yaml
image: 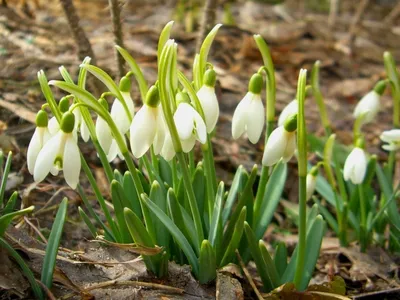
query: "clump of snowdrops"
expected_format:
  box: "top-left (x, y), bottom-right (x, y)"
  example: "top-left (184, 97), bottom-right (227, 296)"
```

top-left (27, 20), bottom-right (399, 292)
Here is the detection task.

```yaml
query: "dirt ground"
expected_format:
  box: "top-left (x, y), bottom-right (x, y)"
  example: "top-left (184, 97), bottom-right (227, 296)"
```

top-left (1, 0), bottom-right (400, 299)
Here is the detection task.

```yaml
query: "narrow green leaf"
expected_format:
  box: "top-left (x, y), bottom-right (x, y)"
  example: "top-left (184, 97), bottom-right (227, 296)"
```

top-left (192, 164), bottom-right (206, 219)
top-left (0, 238), bottom-right (43, 299)
top-left (0, 151), bottom-right (12, 207)
top-left (0, 206), bottom-right (35, 237)
top-left (78, 207), bottom-right (97, 238)
top-left (158, 21), bottom-right (174, 64)
top-left (159, 157), bottom-right (173, 187)
top-left (41, 198), bottom-right (68, 289)
top-left (78, 56), bottom-right (91, 89)
top-left (198, 240), bottom-right (216, 284)
top-left (111, 180), bottom-right (133, 243)
top-left (313, 198), bottom-right (339, 234)
top-left (141, 194), bottom-right (199, 277)
top-left (307, 204), bottom-right (319, 232)
top-left (59, 65), bottom-right (74, 83)
top-left (377, 165), bottom-right (400, 228)
top-left (222, 165), bottom-right (247, 225)
top-left (259, 241), bottom-right (280, 287)
top-left (149, 181), bottom-right (170, 248)
top-left (274, 242), bottom-right (288, 278)
top-left (3, 191), bottom-right (18, 215)
top-left (208, 182), bottom-right (224, 247)
top-left (123, 171), bottom-right (142, 218)
top-left (254, 161), bottom-right (287, 239)
top-left (244, 222), bottom-right (274, 291)
top-left (220, 206), bottom-right (246, 267)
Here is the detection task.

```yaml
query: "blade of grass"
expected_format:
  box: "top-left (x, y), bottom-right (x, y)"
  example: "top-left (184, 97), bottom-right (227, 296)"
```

top-left (198, 240), bottom-right (216, 284)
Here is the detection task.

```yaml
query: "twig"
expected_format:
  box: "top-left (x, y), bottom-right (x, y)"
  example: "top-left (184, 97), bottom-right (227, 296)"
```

top-left (347, 0), bottom-right (370, 48)
top-left (59, 0), bottom-right (97, 64)
top-left (235, 250), bottom-right (264, 300)
top-left (24, 216), bottom-right (48, 244)
top-left (384, 1), bottom-right (400, 26)
top-left (108, 0), bottom-right (126, 79)
top-left (36, 279), bottom-right (57, 300)
top-left (33, 187), bottom-right (69, 216)
top-left (196, 0), bottom-right (218, 53)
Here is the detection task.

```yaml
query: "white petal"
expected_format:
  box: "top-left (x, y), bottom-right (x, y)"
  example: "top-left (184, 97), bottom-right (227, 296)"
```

top-left (107, 140), bottom-right (119, 162)
top-left (181, 136), bottom-right (196, 153)
top-left (161, 133), bottom-right (176, 161)
top-left (130, 105), bottom-right (157, 158)
top-left (174, 103), bottom-right (195, 141)
top-left (380, 129), bottom-right (400, 143)
top-left (80, 119), bottom-right (90, 142)
top-left (153, 109), bottom-right (166, 155)
top-left (48, 117), bottom-right (60, 136)
top-left (96, 116), bottom-right (113, 153)
top-left (192, 110), bottom-right (207, 144)
top-left (34, 132), bottom-right (62, 183)
top-left (197, 86), bottom-right (219, 133)
top-left (262, 126), bottom-right (286, 166)
top-left (27, 128), bottom-right (42, 174)
top-left (278, 100), bottom-right (298, 126)
top-left (111, 99), bottom-right (130, 134)
top-left (306, 174), bottom-right (317, 200)
top-left (343, 147), bottom-right (367, 184)
top-left (232, 93), bottom-right (252, 140)
top-left (63, 135), bottom-right (81, 189)
top-left (73, 109), bottom-right (82, 131)
top-left (246, 94), bottom-right (265, 144)
top-left (382, 144), bottom-right (400, 151)
top-left (353, 91), bottom-right (380, 123)
top-left (122, 92), bottom-right (135, 117)
top-left (282, 132), bottom-right (296, 162)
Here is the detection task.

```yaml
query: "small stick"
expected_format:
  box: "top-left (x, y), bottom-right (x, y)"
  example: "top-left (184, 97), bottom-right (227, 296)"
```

top-left (347, 0), bottom-right (370, 48)
top-left (236, 250), bottom-right (264, 300)
top-left (384, 1), bottom-right (400, 26)
top-left (36, 279), bottom-right (57, 300)
top-left (108, 0), bottom-right (126, 79)
top-left (84, 279), bottom-right (184, 293)
top-left (196, 0), bottom-right (218, 53)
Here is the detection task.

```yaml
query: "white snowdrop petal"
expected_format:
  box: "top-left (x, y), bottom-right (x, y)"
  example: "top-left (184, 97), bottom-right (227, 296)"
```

top-left (48, 117), bottom-right (60, 136)
top-left (352, 151), bottom-right (367, 184)
top-left (306, 174), bottom-right (317, 201)
top-left (80, 119), bottom-right (90, 142)
top-left (181, 136), bottom-right (196, 153)
top-left (111, 99), bottom-right (130, 134)
top-left (63, 135), bottom-right (81, 189)
top-left (197, 86), bottom-right (219, 133)
top-left (174, 103), bottom-right (195, 140)
top-left (96, 116), bottom-right (113, 153)
top-left (34, 132), bottom-right (61, 183)
top-left (382, 144), bottom-right (400, 151)
top-left (193, 110), bottom-right (207, 144)
top-left (282, 132), bottom-right (296, 163)
top-left (27, 128), bottom-right (42, 174)
top-left (380, 129), bottom-right (400, 143)
top-left (353, 91), bottom-right (380, 123)
top-left (246, 95), bottom-right (265, 144)
top-left (130, 106), bottom-right (157, 158)
top-left (278, 100), bottom-right (298, 126)
top-left (262, 126), bottom-right (286, 166)
top-left (107, 140), bottom-right (119, 162)
top-left (161, 133), bottom-right (176, 161)
top-left (232, 93), bottom-right (251, 140)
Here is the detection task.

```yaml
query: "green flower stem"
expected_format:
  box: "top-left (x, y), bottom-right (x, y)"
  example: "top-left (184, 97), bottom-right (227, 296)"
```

top-left (294, 69), bottom-right (307, 291)
top-left (358, 184), bottom-right (367, 252)
top-left (150, 146), bottom-right (159, 172)
top-left (171, 158), bottom-right (179, 188)
top-left (311, 61), bottom-right (331, 133)
top-left (188, 151), bottom-right (195, 175)
top-left (141, 154), bottom-right (156, 183)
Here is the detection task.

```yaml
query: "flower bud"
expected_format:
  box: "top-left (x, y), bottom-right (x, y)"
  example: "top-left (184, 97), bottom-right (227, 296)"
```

top-left (145, 85), bottom-right (160, 107)
top-left (60, 112), bottom-right (75, 133)
top-left (59, 97), bottom-right (70, 113)
top-left (203, 69), bottom-right (216, 87)
top-left (119, 76), bottom-right (131, 93)
top-left (35, 110), bottom-right (48, 127)
top-left (248, 73), bottom-right (263, 94)
top-left (283, 113), bottom-right (297, 132)
top-left (176, 91), bottom-right (191, 105)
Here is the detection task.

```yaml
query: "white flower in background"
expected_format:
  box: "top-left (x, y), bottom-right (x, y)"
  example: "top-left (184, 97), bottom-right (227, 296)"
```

top-left (262, 125), bottom-right (296, 166)
top-left (343, 146), bottom-right (367, 184)
top-left (73, 108), bottom-right (90, 142)
top-left (232, 73), bottom-right (265, 144)
top-left (34, 112), bottom-right (81, 189)
top-left (130, 86), bottom-right (166, 158)
top-left (278, 99), bottom-right (298, 126)
top-left (110, 95), bottom-right (134, 135)
top-left (306, 166), bottom-right (319, 201)
top-left (174, 93), bottom-right (207, 153)
top-left (160, 132), bottom-right (176, 161)
top-left (196, 69), bottom-right (219, 133)
top-left (353, 91), bottom-right (380, 124)
top-left (27, 110), bottom-right (51, 175)
top-left (380, 129), bottom-right (400, 151)
top-left (48, 116), bottom-right (60, 135)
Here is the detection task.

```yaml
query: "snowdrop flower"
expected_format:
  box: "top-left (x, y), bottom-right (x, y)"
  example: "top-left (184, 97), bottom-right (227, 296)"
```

top-left (262, 114), bottom-right (297, 167)
top-left (160, 132), bottom-right (176, 161)
top-left (27, 110), bottom-right (51, 175)
top-left (130, 85), bottom-right (166, 158)
top-left (306, 166), bottom-right (319, 201)
top-left (380, 129), bottom-right (400, 151)
top-left (232, 73), bottom-right (265, 144)
top-left (343, 140), bottom-right (367, 185)
top-left (353, 80), bottom-right (386, 124)
top-left (174, 92), bottom-right (207, 153)
top-left (73, 108), bottom-right (90, 142)
top-left (278, 99), bottom-right (297, 126)
top-left (196, 69), bottom-right (219, 133)
top-left (48, 97), bottom-right (70, 135)
top-left (34, 112), bottom-right (81, 189)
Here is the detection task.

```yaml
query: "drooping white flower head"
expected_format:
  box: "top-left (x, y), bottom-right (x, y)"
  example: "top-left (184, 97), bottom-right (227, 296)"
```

top-left (48, 96), bottom-right (71, 136)
top-left (262, 114), bottom-right (297, 167)
top-left (278, 99), bottom-right (298, 126)
top-left (380, 129), bottom-right (400, 151)
top-left (196, 69), bottom-right (219, 133)
top-left (353, 81), bottom-right (386, 124)
top-left (130, 85), bottom-right (166, 158)
top-left (306, 166), bottom-right (319, 201)
top-left (160, 131), bottom-right (176, 161)
top-left (343, 141), bottom-right (367, 185)
top-left (34, 112), bottom-right (81, 189)
top-left (27, 110), bottom-right (51, 175)
top-left (232, 73), bottom-right (265, 144)
top-left (174, 92), bottom-right (207, 153)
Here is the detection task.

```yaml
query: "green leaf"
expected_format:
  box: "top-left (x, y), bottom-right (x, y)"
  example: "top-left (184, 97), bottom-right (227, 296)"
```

top-left (274, 242), bottom-right (288, 278)
top-left (111, 180), bottom-right (133, 243)
top-left (370, 184), bottom-right (399, 232)
top-left (158, 21), bottom-right (174, 64)
top-left (3, 191), bottom-right (18, 215)
top-left (0, 206), bottom-right (35, 237)
top-left (41, 198), bottom-right (68, 289)
top-left (78, 56), bottom-right (91, 89)
top-left (78, 207), bottom-right (97, 238)
top-left (254, 161), bottom-right (287, 239)
top-left (0, 151), bottom-right (12, 207)
top-left (307, 204), bottom-right (319, 232)
top-left (0, 237), bottom-right (43, 299)
top-left (259, 241), bottom-right (280, 287)
top-left (313, 198), bottom-right (339, 234)
top-left (159, 157), bottom-right (173, 187)
top-left (208, 182), bottom-right (224, 247)
top-left (377, 165), bottom-right (400, 228)
top-left (220, 206), bottom-right (246, 267)
top-left (141, 194), bottom-right (199, 277)
top-left (192, 164), bottom-right (206, 220)
top-left (198, 240), bottom-right (216, 284)
top-left (244, 222), bottom-right (274, 291)
top-left (123, 171), bottom-right (142, 218)
top-left (149, 181), bottom-right (170, 248)
top-left (222, 165), bottom-right (247, 225)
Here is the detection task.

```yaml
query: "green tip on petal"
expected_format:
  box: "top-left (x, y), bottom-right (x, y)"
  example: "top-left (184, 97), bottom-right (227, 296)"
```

top-left (59, 97), bottom-right (70, 113)
top-left (248, 73), bottom-right (263, 94)
top-left (145, 85), bottom-right (160, 107)
top-left (176, 91), bottom-right (191, 105)
top-left (203, 69), bottom-right (216, 87)
top-left (60, 112), bottom-right (75, 133)
top-left (283, 113), bottom-right (298, 132)
top-left (373, 80), bottom-right (387, 96)
top-left (98, 97), bottom-right (109, 110)
top-left (35, 110), bottom-right (48, 127)
top-left (355, 136), bottom-right (366, 149)
top-left (119, 76), bottom-right (131, 92)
